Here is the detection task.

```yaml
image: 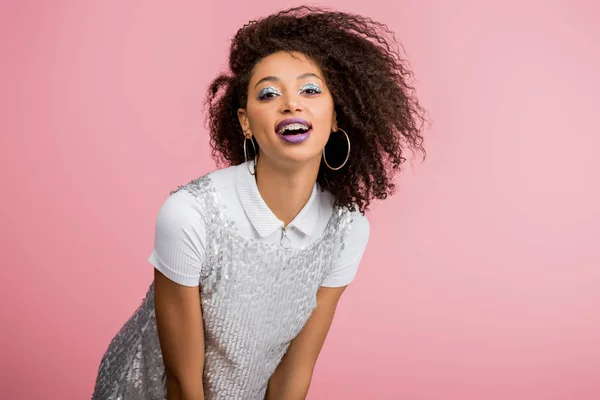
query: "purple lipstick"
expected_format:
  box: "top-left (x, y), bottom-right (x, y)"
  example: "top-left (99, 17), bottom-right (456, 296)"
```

top-left (275, 118), bottom-right (312, 143)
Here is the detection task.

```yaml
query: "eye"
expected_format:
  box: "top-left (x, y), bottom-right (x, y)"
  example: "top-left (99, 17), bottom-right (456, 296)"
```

top-left (257, 86), bottom-right (281, 100)
top-left (299, 82), bottom-right (322, 95)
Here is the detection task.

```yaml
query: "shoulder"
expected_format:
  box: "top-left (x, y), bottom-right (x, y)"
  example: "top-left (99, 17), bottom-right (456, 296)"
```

top-left (349, 209), bottom-right (369, 234)
top-left (156, 164), bottom-right (244, 234)
top-left (154, 188), bottom-right (204, 238)
top-left (204, 163), bottom-right (240, 192)
top-left (320, 204), bottom-right (371, 287)
top-left (320, 189), bottom-right (370, 234)
top-left (345, 208), bottom-right (370, 251)
top-left (318, 188), bottom-right (370, 251)
top-left (157, 165), bottom-right (235, 219)
top-left (169, 164), bottom-right (240, 201)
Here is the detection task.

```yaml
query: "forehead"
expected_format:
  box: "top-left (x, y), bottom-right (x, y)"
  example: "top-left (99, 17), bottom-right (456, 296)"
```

top-left (250, 51), bottom-right (322, 84)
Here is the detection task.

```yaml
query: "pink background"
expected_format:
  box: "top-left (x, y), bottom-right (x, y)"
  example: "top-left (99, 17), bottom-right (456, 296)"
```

top-left (1, 1), bottom-right (599, 399)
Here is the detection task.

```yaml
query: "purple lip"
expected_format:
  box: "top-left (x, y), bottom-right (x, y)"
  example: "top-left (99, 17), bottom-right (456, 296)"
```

top-left (278, 129), bottom-right (312, 143)
top-left (275, 118), bottom-right (312, 144)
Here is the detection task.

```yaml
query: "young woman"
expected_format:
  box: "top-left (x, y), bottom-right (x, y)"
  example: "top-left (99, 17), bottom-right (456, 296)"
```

top-left (92, 6), bottom-right (425, 400)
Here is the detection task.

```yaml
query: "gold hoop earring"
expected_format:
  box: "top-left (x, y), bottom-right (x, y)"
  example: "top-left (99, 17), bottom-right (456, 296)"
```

top-left (323, 128), bottom-right (350, 170)
top-left (243, 136), bottom-right (257, 175)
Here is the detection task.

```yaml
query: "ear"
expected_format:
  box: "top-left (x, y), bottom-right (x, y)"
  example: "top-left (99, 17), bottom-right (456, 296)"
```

top-left (237, 108), bottom-right (251, 138)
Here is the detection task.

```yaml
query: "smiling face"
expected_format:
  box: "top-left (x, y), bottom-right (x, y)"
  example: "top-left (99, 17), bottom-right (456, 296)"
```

top-left (238, 51), bottom-right (338, 170)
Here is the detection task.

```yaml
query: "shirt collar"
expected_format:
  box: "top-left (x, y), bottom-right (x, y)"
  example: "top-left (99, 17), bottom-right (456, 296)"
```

top-left (234, 163), bottom-right (320, 238)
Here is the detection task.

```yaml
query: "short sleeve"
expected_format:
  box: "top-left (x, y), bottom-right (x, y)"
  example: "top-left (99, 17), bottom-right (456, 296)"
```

top-left (321, 211), bottom-right (370, 288)
top-left (148, 190), bottom-right (206, 287)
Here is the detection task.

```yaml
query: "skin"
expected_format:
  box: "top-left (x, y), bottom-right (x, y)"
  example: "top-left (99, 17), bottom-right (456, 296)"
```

top-left (156, 51), bottom-right (348, 400)
top-left (237, 51), bottom-right (339, 225)
top-left (155, 270), bottom-right (205, 400)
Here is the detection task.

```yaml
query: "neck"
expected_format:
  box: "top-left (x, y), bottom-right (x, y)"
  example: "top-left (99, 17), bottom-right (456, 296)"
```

top-left (254, 156), bottom-right (320, 226)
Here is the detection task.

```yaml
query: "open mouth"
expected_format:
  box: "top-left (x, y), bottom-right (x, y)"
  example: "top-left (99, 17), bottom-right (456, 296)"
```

top-left (275, 118), bottom-right (312, 143)
top-left (277, 123), bottom-right (311, 135)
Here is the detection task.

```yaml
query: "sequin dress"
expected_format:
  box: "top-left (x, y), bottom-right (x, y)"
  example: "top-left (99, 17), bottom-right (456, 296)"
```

top-left (92, 175), bottom-right (354, 400)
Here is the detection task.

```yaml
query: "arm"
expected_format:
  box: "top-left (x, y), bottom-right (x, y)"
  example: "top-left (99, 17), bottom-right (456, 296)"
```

top-left (150, 191), bottom-right (208, 400)
top-left (265, 285), bottom-right (347, 400)
top-left (154, 269), bottom-right (205, 400)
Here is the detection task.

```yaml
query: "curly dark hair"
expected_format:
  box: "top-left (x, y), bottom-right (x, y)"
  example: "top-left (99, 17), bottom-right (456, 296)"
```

top-left (206, 6), bottom-right (426, 213)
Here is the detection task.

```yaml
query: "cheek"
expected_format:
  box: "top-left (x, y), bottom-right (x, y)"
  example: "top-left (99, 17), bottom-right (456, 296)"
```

top-left (313, 101), bottom-right (336, 131)
top-left (246, 105), bottom-right (272, 132)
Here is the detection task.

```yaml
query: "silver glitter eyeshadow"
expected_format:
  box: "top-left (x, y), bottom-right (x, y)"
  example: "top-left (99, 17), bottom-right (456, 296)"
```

top-left (91, 174), bottom-right (354, 400)
top-left (257, 86), bottom-right (281, 100)
top-left (299, 82), bottom-right (322, 94)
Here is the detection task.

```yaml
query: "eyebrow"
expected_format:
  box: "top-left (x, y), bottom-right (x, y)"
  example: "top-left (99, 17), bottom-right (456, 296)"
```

top-left (253, 73), bottom-right (323, 89)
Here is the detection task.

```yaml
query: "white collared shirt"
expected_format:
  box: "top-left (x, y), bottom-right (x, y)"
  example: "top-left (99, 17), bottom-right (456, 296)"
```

top-left (148, 163), bottom-right (370, 288)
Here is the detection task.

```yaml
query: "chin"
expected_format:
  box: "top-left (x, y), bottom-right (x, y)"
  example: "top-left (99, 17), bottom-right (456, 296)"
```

top-left (271, 146), bottom-right (323, 167)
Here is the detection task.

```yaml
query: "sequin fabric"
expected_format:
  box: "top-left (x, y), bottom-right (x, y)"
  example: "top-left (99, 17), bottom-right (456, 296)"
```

top-left (92, 175), bottom-right (354, 400)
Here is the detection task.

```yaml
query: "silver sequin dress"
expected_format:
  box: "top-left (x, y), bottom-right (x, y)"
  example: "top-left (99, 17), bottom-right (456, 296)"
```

top-left (92, 175), bottom-right (354, 400)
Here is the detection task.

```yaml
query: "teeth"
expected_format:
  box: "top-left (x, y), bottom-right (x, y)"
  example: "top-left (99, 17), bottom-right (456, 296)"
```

top-left (278, 123), bottom-right (310, 134)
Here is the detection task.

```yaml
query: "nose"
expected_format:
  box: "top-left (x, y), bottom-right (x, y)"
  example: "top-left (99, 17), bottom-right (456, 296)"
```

top-left (279, 93), bottom-right (304, 114)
